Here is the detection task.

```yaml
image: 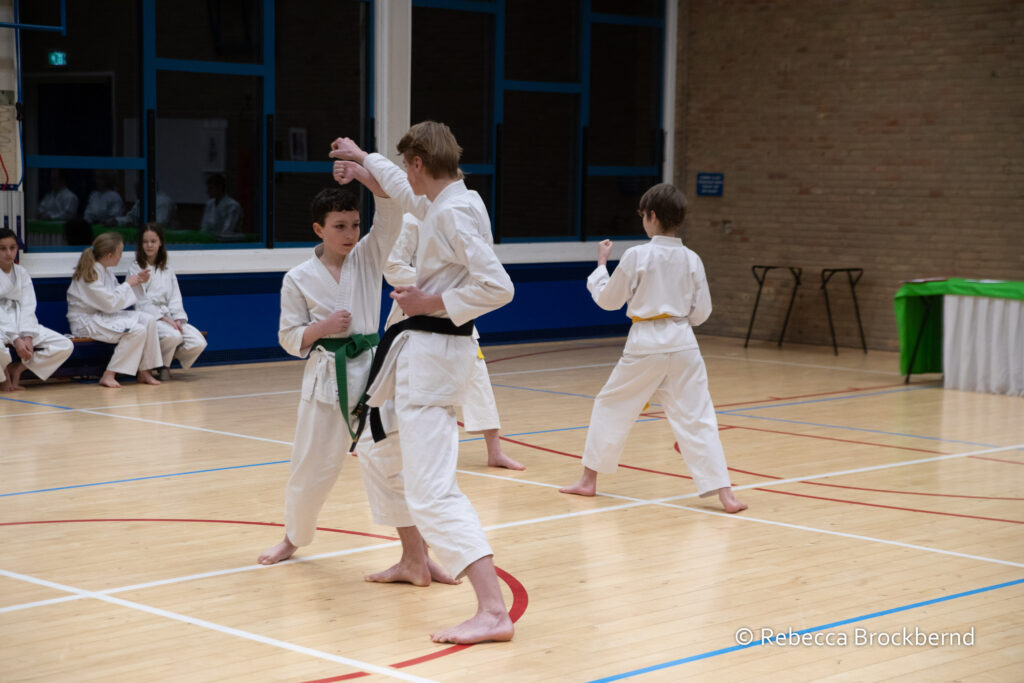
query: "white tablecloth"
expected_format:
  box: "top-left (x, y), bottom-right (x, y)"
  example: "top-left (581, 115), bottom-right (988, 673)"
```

top-left (943, 295), bottom-right (1024, 396)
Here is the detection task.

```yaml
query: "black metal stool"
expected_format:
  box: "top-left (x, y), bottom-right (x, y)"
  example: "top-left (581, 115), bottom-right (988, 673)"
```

top-left (821, 268), bottom-right (867, 355)
top-left (744, 265), bottom-right (803, 348)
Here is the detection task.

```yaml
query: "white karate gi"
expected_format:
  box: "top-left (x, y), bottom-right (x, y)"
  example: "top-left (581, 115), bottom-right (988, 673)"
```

top-left (66, 263), bottom-right (162, 376)
top-left (117, 191), bottom-right (177, 227)
top-left (0, 265), bottom-right (73, 381)
top-left (83, 190), bottom-right (124, 224)
top-left (127, 262), bottom-right (207, 369)
top-left (382, 214), bottom-right (501, 433)
top-left (0, 344), bottom-right (10, 381)
top-left (38, 187), bottom-right (79, 221)
top-left (357, 153), bottom-right (514, 578)
top-left (582, 234), bottom-right (731, 496)
top-left (277, 197), bottom-right (402, 547)
top-left (200, 196), bottom-right (243, 236)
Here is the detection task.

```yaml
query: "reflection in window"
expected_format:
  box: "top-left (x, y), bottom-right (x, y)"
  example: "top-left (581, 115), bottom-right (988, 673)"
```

top-left (275, 0), bottom-right (369, 161)
top-left (585, 175), bottom-right (660, 238)
top-left (156, 72), bottom-right (261, 244)
top-left (157, 0), bottom-right (263, 63)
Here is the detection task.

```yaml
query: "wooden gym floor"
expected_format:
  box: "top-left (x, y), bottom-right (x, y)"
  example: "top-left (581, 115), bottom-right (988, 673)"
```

top-left (1, 335), bottom-right (1022, 682)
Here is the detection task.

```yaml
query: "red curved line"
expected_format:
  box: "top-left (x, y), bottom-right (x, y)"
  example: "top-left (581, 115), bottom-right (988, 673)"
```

top-left (1, 518), bottom-right (529, 682)
top-left (755, 487), bottom-right (1024, 524)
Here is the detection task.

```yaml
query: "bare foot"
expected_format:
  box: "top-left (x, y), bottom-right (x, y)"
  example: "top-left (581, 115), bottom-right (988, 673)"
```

top-left (559, 467), bottom-right (598, 496)
top-left (257, 538), bottom-right (297, 565)
top-left (365, 557), bottom-right (460, 586)
top-left (487, 450), bottom-right (525, 471)
top-left (718, 487), bottom-right (748, 514)
top-left (430, 609), bottom-right (514, 644)
top-left (99, 371), bottom-right (121, 389)
top-left (1, 362), bottom-right (25, 391)
top-left (137, 370), bottom-right (161, 385)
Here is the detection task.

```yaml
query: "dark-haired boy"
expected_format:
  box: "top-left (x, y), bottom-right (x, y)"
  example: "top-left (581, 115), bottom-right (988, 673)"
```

top-left (559, 183), bottom-right (747, 514)
top-left (257, 186), bottom-right (405, 565)
top-left (0, 228), bottom-right (74, 391)
top-left (330, 122), bottom-right (515, 645)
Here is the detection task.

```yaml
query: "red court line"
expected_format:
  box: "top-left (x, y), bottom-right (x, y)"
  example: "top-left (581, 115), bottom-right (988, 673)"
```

top-left (971, 455), bottom-right (1024, 466)
top-left (300, 567), bottom-right (529, 683)
top-left (499, 435), bottom-right (694, 481)
top-left (719, 422), bottom-right (947, 456)
top-left (757, 488), bottom-right (1024, 524)
top-left (2, 518), bottom-right (529, 682)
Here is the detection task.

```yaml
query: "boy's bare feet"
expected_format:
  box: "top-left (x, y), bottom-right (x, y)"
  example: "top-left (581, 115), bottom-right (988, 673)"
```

top-left (718, 487), bottom-right (748, 513)
top-left (430, 609), bottom-right (514, 644)
top-left (99, 371), bottom-right (121, 388)
top-left (559, 467), bottom-right (598, 496)
top-left (137, 369), bottom-right (161, 385)
top-left (1, 362), bottom-right (25, 391)
top-left (483, 429), bottom-right (525, 470)
top-left (365, 557), bottom-right (460, 587)
top-left (258, 537), bottom-right (297, 565)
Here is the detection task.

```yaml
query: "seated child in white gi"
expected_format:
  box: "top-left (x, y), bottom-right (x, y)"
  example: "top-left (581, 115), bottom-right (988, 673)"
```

top-left (128, 223), bottom-right (207, 380)
top-left (0, 228), bottom-right (74, 391)
top-left (66, 232), bottom-right (163, 388)
top-left (330, 122), bottom-right (516, 645)
top-left (257, 186), bottom-right (403, 566)
top-left (559, 183), bottom-right (747, 514)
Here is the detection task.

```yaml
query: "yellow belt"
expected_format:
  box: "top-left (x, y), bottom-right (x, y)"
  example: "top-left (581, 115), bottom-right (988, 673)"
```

top-left (629, 313), bottom-right (674, 323)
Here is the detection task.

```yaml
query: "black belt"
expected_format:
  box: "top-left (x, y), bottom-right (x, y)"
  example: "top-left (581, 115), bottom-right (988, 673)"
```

top-left (348, 315), bottom-right (475, 451)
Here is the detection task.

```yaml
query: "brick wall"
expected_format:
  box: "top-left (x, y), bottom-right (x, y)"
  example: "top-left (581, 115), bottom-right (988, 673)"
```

top-left (675, 0), bottom-right (1024, 350)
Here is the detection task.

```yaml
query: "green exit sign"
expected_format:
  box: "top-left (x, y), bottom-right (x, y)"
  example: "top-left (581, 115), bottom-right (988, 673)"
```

top-left (48, 51), bottom-right (67, 67)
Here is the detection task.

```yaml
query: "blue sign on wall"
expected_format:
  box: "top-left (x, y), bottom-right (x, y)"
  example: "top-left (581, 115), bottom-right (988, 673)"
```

top-left (696, 172), bottom-right (724, 197)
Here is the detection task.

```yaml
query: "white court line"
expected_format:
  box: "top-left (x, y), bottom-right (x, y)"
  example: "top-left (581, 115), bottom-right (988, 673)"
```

top-left (77, 409), bottom-right (293, 446)
top-left (0, 389), bottom-right (301, 420)
top-left (0, 568), bottom-right (437, 683)
top-left (702, 353), bottom-right (903, 376)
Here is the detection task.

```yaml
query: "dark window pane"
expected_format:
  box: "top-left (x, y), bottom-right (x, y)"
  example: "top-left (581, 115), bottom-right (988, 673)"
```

top-left (157, 0), bottom-right (262, 63)
top-left (505, 0), bottom-right (580, 83)
top-left (276, 1), bottom-right (369, 160)
top-left (412, 8), bottom-right (493, 164)
top-left (156, 72), bottom-right (261, 244)
top-left (500, 92), bottom-right (577, 239)
top-left (592, 0), bottom-right (663, 16)
top-left (588, 23), bottom-right (661, 166)
top-left (584, 175), bottom-right (659, 238)
top-left (274, 173), bottom-right (345, 244)
top-left (25, 169), bottom-right (144, 248)
top-left (21, 0), bottom-right (140, 158)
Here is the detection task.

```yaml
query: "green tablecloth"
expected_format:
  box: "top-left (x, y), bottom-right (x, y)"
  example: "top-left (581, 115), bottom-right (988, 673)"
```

top-left (894, 278), bottom-right (1024, 375)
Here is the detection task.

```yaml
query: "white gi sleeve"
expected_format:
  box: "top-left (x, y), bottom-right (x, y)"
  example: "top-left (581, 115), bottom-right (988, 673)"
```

top-left (17, 270), bottom-right (41, 338)
top-left (688, 253), bottom-right (713, 327)
top-left (79, 269), bottom-right (138, 313)
top-left (382, 216), bottom-right (419, 288)
top-left (587, 249), bottom-right (636, 311)
top-left (355, 197), bottom-right (404, 271)
top-left (438, 207), bottom-right (514, 326)
top-left (166, 268), bottom-right (188, 321)
top-left (363, 153), bottom-right (430, 220)
top-left (278, 274), bottom-right (312, 358)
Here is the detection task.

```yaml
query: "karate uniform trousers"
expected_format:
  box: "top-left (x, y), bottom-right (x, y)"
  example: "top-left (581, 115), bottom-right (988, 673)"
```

top-left (0, 344), bottom-right (9, 381)
top-left (155, 320), bottom-right (207, 369)
top-left (70, 313), bottom-right (163, 376)
top-left (285, 346), bottom-right (372, 546)
top-left (357, 331), bottom-right (493, 579)
top-left (582, 346), bottom-right (731, 497)
top-left (9, 328), bottom-right (74, 381)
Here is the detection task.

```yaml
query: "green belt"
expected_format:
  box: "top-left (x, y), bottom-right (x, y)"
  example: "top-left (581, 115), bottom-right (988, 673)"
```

top-left (313, 334), bottom-right (379, 439)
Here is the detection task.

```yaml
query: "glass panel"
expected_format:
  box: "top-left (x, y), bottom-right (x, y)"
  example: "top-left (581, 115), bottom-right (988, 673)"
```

top-left (20, 0), bottom-right (140, 158)
top-left (25, 169), bottom-right (146, 248)
top-left (276, 0), bottom-right (369, 161)
top-left (274, 173), bottom-right (345, 244)
top-left (588, 23), bottom-right (661, 166)
top-left (584, 175), bottom-right (660, 238)
top-left (156, 72), bottom-right (261, 244)
top-left (499, 92), bottom-right (577, 239)
top-left (592, 0), bottom-right (663, 16)
top-left (505, 0), bottom-right (580, 83)
top-left (463, 174), bottom-right (493, 219)
top-left (157, 0), bottom-right (263, 63)
top-left (411, 8), bottom-right (494, 164)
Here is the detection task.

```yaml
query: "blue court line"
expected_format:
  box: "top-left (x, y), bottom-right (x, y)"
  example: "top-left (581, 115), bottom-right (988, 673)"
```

top-left (719, 385), bottom-right (933, 413)
top-left (0, 396), bottom-right (73, 409)
top-left (589, 577), bottom-right (1024, 682)
top-left (491, 383), bottom-right (597, 400)
top-left (0, 460), bottom-right (289, 498)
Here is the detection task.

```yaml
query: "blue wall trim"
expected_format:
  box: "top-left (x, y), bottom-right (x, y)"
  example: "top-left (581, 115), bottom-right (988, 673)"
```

top-left (31, 261), bottom-right (629, 367)
top-left (26, 156), bottom-right (147, 170)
